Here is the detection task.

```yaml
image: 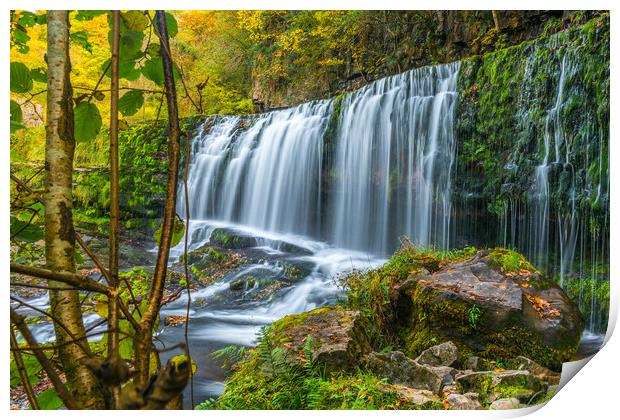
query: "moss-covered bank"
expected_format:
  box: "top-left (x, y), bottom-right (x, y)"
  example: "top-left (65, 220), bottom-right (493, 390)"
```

top-left (71, 116), bottom-right (203, 237)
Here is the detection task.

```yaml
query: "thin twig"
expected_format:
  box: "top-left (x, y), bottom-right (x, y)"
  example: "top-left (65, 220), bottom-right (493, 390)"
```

top-left (10, 327), bottom-right (40, 409)
top-left (11, 309), bottom-right (80, 409)
top-left (183, 131), bottom-right (194, 407)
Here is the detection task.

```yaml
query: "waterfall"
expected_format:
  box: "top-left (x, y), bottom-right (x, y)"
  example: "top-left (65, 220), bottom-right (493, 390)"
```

top-left (329, 63), bottom-right (460, 254)
top-left (179, 101), bottom-right (332, 237)
top-left (181, 63), bottom-right (461, 257)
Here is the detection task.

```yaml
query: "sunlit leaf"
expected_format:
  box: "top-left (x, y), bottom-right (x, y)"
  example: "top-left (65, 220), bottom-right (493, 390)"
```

top-left (121, 10), bottom-right (149, 32)
top-left (10, 62), bottom-right (32, 93)
top-left (118, 90), bottom-right (144, 116)
top-left (74, 102), bottom-right (102, 142)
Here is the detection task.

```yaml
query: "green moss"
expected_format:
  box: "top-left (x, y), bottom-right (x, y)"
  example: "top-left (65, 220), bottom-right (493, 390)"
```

top-left (482, 326), bottom-right (575, 371)
top-left (486, 248), bottom-right (539, 274)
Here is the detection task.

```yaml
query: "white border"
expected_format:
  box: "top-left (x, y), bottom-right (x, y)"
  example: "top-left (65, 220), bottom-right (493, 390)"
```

top-left (2, 1), bottom-right (618, 419)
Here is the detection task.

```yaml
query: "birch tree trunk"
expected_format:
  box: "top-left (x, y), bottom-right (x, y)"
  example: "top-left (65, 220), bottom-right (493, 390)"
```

top-left (45, 10), bottom-right (104, 409)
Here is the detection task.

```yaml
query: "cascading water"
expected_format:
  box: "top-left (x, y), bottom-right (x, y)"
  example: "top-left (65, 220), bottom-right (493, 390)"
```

top-left (330, 63), bottom-right (459, 254)
top-left (180, 63), bottom-right (461, 256)
top-left (178, 101), bottom-right (332, 237)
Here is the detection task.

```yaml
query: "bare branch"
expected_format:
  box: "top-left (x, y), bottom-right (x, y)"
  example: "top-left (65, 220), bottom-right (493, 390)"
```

top-left (10, 262), bottom-right (111, 295)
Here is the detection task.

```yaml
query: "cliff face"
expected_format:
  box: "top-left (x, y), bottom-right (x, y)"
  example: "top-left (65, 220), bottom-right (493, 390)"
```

top-left (453, 15), bottom-right (609, 331)
top-left (250, 10), bottom-right (603, 109)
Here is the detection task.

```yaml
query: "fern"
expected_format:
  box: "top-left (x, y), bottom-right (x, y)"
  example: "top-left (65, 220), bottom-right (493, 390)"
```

top-left (211, 345), bottom-right (246, 369)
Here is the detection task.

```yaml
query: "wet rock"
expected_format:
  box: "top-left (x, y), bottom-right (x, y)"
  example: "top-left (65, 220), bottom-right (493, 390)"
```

top-left (210, 228), bottom-right (257, 249)
top-left (276, 241), bottom-right (313, 256)
top-left (397, 249), bottom-right (584, 370)
top-left (367, 351), bottom-right (455, 393)
top-left (445, 393), bottom-right (482, 410)
top-left (490, 397), bottom-right (522, 410)
top-left (268, 306), bottom-right (370, 372)
top-left (415, 341), bottom-right (459, 367)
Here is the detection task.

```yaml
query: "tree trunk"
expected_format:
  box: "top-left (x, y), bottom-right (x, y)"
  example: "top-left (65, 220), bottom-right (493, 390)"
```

top-left (45, 10), bottom-right (104, 409)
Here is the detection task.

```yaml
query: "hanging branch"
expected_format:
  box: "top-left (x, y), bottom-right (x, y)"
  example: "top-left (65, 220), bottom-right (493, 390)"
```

top-left (10, 309), bottom-right (80, 410)
top-left (10, 327), bottom-right (40, 410)
top-left (134, 10), bottom-right (183, 387)
top-left (183, 132), bottom-right (194, 407)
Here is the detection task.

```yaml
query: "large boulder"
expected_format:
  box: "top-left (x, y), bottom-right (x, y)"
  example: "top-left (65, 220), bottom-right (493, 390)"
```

top-left (396, 249), bottom-right (584, 370)
top-left (266, 306), bottom-right (370, 372)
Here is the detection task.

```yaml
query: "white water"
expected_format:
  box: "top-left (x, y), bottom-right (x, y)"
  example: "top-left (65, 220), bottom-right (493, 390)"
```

top-left (331, 63), bottom-right (459, 253)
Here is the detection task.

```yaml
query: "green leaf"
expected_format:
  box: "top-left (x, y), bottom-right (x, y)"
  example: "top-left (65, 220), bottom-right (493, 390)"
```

top-left (141, 58), bottom-right (164, 86)
top-left (74, 102), bottom-right (102, 142)
top-left (154, 12), bottom-right (178, 38)
top-left (10, 100), bottom-right (22, 122)
top-left (121, 10), bottom-right (149, 32)
top-left (10, 216), bottom-right (44, 242)
top-left (118, 90), bottom-right (145, 116)
top-left (164, 12), bottom-right (178, 38)
top-left (10, 62), bottom-right (33, 93)
top-left (17, 11), bottom-right (38, 28)
top-left (30, 67), bottom-right (47, 83)
top-left (75, 10), bottom-right (107, 21)
top-left (11, 29), bottom-right (31, 54)
top-left (154, 214), bottom-right (185, 247)
top-left (116, 29), bottom-right (144, 59)
top-left (10, 352), bottom-right (43, 387)
top-left (10, 100), bottom-right (24, 133)
top-left (38, 388), bottom-right (64, 410)
top-left (70, 30), bottom-right (93, 53)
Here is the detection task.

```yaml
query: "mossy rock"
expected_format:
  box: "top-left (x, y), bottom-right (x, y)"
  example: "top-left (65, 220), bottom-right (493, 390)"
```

top-left (397, 249), bottom-right (584, 370)
top-left (267, 306), bottom-right (371, 372)
top-left (209, 228), bottom-right (257, 249)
